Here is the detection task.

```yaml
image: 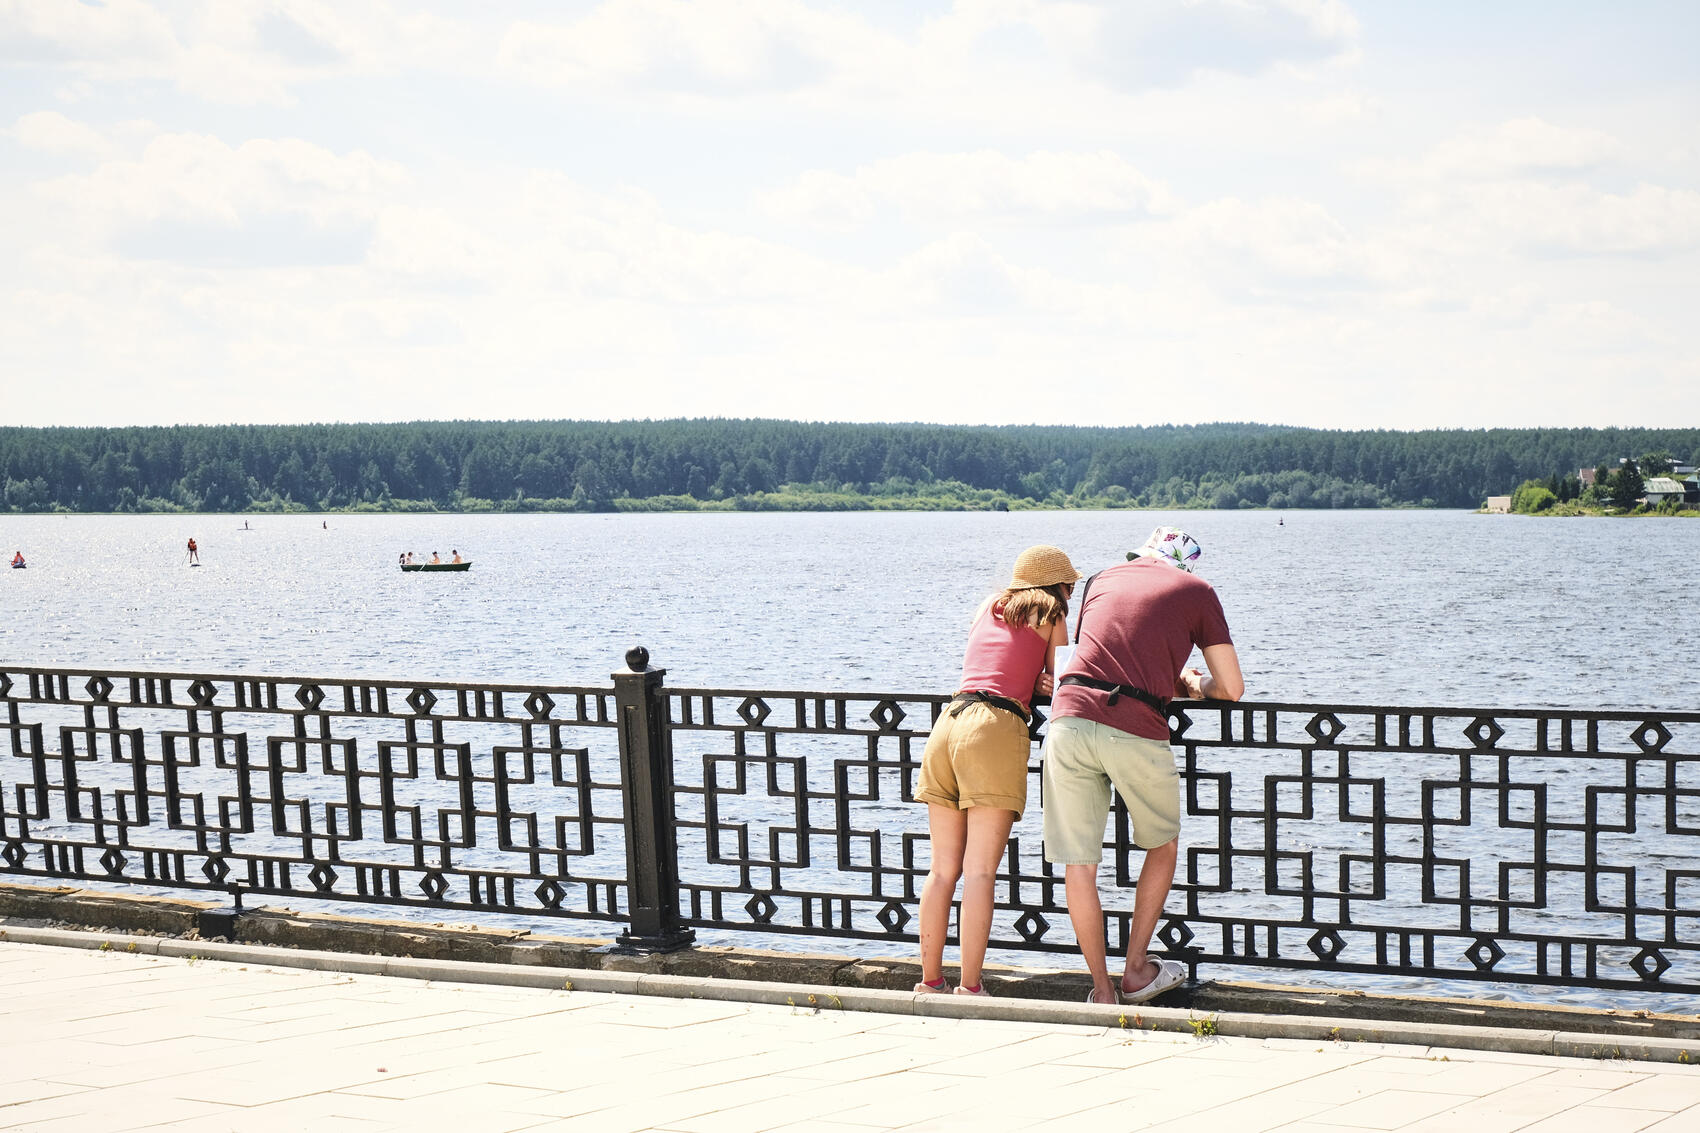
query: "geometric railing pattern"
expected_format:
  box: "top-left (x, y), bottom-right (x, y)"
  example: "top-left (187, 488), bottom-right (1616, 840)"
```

top-left (0, 666), bottom-right (627, 924)
top-left (663, 692), bottom-right (1700, 992)
top-left (5, 660), bottom-right (1698, 993)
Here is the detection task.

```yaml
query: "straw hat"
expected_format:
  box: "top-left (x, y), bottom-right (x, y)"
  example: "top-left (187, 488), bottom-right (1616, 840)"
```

top-left (1009, 544), bottom-right (1080, 589)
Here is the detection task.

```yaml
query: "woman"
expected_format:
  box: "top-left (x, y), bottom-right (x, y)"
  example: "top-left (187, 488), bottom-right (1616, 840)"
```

top-left (913, 544), bottom-right (1080, 996)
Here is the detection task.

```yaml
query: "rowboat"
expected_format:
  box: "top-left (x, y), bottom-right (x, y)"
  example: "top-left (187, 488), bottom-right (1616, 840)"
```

top-left (401, 562), bottom-right (471, 572)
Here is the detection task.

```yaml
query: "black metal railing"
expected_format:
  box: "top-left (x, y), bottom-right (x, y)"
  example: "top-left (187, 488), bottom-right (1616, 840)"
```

top-left (3, 653), bottom-right (1698, 993)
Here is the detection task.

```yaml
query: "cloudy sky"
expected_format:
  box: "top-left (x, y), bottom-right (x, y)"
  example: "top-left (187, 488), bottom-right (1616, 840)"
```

top-left (4, 0), bottom-right (1696, 430)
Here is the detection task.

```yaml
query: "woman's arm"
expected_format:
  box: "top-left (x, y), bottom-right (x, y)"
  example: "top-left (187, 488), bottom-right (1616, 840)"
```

top-left (1034, 617), bottom-right (1069, 699)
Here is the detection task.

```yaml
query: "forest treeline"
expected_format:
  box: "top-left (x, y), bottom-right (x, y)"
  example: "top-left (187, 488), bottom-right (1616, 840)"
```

top-left (3, 420), bottom-right (1699, 514)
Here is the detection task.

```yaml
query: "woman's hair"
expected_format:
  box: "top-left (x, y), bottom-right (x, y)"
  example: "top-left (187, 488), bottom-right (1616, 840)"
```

top-left (996, 582), bottom-right (1071, 630)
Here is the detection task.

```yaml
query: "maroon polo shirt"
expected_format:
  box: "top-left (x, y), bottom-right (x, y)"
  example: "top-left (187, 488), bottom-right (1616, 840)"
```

top-left (1052, 558), bottom-right (1233, 741)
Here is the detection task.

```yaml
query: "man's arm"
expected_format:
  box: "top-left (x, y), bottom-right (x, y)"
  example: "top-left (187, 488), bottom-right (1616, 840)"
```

top-left (1177, 643), bottom-right (1244, 701)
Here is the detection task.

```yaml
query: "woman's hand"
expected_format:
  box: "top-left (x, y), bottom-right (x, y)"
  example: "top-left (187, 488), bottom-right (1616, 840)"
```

top-left (1034, 671), bottom-right (1055, 698)
top-left (1176, 668), bottom-right (1206, 699)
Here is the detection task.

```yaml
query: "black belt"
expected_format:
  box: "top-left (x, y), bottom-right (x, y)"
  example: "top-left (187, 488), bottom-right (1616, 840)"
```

top-left (948, 690), bottom-right (1029, 723)
top-left (1057, 674), bottom-right (1169, 715)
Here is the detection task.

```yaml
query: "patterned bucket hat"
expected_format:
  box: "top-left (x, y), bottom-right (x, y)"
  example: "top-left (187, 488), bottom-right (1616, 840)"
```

top-left (1129, 526), bottom-right (1202, 572)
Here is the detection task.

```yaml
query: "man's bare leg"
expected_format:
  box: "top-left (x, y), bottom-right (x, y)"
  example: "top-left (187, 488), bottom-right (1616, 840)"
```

top-left (1120, 838), bottom-right (1177, 993)
top-left (1064, 863), bottom-right (1117, 1004)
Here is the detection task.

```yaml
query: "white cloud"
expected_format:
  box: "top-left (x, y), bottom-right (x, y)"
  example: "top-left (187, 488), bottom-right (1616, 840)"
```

top-left (761, 150), bottom-right (1173, 227)
top-left (1362, 117), bottom-right (1624, 184)
top-left (1124, 195), bottom-right (1418, 297)
top-left (497, 0), bottom-right (890, 93)
top-left (0, 0), bottom-right (179, 66)
top-left (1, 0), bottom-right (482, 106)
top-left (34, 126), bottom-right (407, 266)
top-left (1080, 0), bottom-right (1359, 90)
top-left (1449, 181), bottom-right (1700, 257)
top-left (8, 110), bottom-right (114, 159)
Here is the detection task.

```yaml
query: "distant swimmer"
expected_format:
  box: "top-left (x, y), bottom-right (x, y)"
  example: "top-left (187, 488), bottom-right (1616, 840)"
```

top-left (10, 551), bottom-right (23, 569)
top-left (186, 537), bottom-right (200, 565)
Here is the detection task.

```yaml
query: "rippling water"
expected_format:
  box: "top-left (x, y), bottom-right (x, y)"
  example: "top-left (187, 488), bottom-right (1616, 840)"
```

top-left (4, 509), bottom-right (1695, 704)
top-left (3, 510), bottom-right (1697, 1012)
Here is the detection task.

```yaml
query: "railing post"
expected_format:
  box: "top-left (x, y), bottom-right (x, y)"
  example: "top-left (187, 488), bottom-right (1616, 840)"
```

top-left (612, 645), bottom-right (695, 953)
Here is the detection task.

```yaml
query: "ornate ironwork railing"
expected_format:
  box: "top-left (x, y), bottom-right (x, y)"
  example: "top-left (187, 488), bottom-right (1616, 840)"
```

top-left (0, 664), bottom-right (631, 926)
top-left (3, 653), bottom-right (1698, 994)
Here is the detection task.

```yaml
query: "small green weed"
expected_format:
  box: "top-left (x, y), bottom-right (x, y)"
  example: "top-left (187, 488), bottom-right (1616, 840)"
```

top-left (1187, 1013), bottom-right (1218, 1039)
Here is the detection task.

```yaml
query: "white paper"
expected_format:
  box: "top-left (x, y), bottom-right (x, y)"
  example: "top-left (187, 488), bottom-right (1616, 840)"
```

top-left (1052, 645), bottom-right (1076, 678)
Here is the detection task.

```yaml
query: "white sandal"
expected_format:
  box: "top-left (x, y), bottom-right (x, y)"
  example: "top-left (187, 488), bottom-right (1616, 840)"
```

top-left (1119, 958), bottom-right (1185, 1004)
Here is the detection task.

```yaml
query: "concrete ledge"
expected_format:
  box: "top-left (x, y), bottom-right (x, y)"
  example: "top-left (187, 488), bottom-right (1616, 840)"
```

top-left (5, 922), bottom-right (1696, 1065)
top-left (3, 882), bottom-right (1696, 1061)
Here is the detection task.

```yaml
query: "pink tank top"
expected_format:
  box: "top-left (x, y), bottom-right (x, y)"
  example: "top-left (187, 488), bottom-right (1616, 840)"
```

top-left (957, 601), bottom-right (1048, 707)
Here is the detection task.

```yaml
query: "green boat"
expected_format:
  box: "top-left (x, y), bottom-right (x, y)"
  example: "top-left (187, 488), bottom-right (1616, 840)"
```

top-left (401, 561), bottom-right (471, 572)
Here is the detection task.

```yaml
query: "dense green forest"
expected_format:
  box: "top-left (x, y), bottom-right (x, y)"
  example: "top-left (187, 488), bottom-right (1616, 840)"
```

top-left (3, 420), bottom-right (1698, 513)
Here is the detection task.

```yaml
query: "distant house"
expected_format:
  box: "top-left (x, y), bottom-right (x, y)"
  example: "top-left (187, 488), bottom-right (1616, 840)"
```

top-left (1643, 477), bottom-right (1686, 505)
top-left (1685, 476), bottom-right (1700, 506)
top-left (1578, 467), bottom-right (1596, 486)
top-left (1485, 495), bottom-right (1512, 513)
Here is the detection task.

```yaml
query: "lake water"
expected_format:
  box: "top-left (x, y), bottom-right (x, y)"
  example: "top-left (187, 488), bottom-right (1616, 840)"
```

top-left (2, 510), bottom-right (1697, 1011)
top-left (3, 509), bottom-right (1695, 705)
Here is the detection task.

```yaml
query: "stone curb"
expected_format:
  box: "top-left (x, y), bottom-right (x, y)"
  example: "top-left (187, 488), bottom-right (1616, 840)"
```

top-left (4, 923), bottom-right (1695, 1066)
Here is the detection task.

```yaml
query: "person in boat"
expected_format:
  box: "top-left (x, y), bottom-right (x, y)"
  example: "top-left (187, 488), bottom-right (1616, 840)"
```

top-left (398, 553), bottom-right (406, 567)
top-left (451, 550), bottom-right (462, 563)
top-left (913, 544), bottom-right (1079, 999)
top-left (430, 551), bottom-right (441, 563)
top-left (186, 537), bottom-right (199, 564)
top-left (10, 551), bottom-right (22, 568)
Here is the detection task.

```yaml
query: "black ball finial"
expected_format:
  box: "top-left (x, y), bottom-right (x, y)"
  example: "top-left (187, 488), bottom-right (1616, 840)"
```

top-left (625, 645), bottom-right (650, 671)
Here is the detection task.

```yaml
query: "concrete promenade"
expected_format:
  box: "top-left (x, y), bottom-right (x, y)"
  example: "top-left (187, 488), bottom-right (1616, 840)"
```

top-left (3, 939), bottom-right (1699, 1132)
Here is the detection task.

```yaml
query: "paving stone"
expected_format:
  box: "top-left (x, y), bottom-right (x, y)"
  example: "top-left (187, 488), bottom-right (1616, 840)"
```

top-left (4, 938), bottom-right (1699, 1133)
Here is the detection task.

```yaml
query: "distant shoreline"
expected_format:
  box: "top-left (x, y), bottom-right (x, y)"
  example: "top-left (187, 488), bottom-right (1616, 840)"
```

top-left (6, 499), bottom-right (1458, 517)
top-left (1479, 505), bottom-right (1699, 518)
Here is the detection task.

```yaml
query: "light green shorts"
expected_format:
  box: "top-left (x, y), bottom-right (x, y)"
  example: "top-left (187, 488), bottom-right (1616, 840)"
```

top-left (1042, 716), bottom-right (1180, 862)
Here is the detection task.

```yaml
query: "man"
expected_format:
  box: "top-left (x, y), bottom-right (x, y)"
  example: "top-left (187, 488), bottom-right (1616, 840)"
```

top-left (1043, 526), bottom-right (1243, 1005)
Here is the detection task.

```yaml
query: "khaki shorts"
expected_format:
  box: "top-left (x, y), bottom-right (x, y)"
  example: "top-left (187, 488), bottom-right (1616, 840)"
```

top-left (915, 700), bottom-right (1031, 817)
top-left (1042, 716), bottom-right (1180, 862)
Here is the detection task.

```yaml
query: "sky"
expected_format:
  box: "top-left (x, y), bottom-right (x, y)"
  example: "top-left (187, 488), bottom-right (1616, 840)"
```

top-left (3, 0), bottom-right (1697, 431)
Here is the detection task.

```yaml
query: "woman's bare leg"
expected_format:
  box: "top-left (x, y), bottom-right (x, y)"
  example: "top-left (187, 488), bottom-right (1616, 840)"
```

top-left (957, 807), bottom-right (1016, 989)
top-left (918, 803), bottom-right (967, 984)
